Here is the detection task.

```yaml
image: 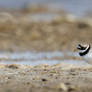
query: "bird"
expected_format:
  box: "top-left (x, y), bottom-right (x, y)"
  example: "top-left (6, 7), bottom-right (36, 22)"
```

top-left (77, 44), bottom-right (92, 64)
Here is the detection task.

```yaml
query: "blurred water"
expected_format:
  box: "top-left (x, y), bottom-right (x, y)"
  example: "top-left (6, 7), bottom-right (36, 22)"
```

top-left (0, 0), bottom-right (92, 16)
top-left (0, 51), bottom-right (89, 66)
top-left (0, 51), bottom-right (64, 60)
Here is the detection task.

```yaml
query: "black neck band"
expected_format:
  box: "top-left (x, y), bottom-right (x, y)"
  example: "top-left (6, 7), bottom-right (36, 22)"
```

top-left (79, 45), bottom-right (90, 56)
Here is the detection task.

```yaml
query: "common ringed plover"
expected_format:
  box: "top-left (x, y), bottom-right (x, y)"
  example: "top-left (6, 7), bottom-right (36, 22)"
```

top-left (77, 44), bottom-right (92, 64)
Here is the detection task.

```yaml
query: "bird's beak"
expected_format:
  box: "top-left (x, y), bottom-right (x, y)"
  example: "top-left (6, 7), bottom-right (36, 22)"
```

top-left (74, 44), bottom-right (80, 52)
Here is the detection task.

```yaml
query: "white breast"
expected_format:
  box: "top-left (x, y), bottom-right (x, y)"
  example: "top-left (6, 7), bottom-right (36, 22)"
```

top-left (83, 49), bottom-right (92, 64)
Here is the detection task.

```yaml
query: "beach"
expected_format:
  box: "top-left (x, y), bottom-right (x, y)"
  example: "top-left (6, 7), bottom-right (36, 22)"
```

top-left (0, 5), bottom-right (91, 92)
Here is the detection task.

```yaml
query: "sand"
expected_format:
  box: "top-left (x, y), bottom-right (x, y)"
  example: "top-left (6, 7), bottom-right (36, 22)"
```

top-left (0, 64), bottom-right (91, 92)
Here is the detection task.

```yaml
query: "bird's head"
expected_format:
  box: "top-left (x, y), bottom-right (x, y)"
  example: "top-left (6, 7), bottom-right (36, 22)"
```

top-left (77, 44), bottom-right (91, 56)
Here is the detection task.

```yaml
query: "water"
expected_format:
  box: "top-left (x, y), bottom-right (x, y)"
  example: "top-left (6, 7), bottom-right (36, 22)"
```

top-left (29, 13), bottom-right (60, 22)
top-left (0, 51), bottom-right (90, 66)
top-left (0, 0), bottom-right (92, 16)
top-left (0, 51), bottom-right (64, 60)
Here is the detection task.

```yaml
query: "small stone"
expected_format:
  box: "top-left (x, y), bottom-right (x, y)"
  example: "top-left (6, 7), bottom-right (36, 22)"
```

top-left (57, 83), bottom-right (68, 91)
top-left (68, 86), bottom-right (77, 92)
top-left (8, 76), bottom-right (11, 79)
top-left (6, 64), bottom-right (20, 69)
top-left (41, 78), bottom-right (47, 82)
top-left (27, 82), bottom-right (30, 85)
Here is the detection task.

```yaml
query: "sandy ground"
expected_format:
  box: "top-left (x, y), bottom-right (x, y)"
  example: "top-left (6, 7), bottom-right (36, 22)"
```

top-left (0, 64), bottom-right (91, 92)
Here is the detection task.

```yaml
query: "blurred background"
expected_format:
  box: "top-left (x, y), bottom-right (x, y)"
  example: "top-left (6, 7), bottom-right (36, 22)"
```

top-left (0, 0), bottom-right (92, 16)
top-left (0, 0), bottom-right (91, 52)
top-left (0, 0), bottom-right (91, 65)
